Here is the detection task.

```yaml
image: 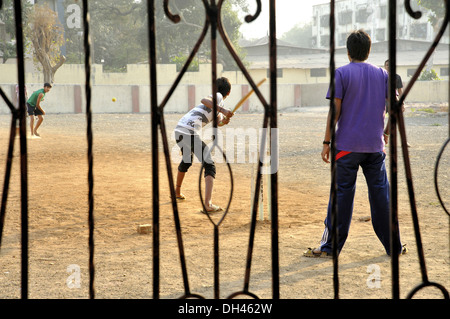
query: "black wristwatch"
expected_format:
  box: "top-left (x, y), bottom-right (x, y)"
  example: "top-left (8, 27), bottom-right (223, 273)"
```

top-left (323, 141), bottom-right (331, 145)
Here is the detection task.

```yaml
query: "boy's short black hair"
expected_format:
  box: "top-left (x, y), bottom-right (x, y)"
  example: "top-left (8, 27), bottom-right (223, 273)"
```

top-left (347, 30), bottom-right (371, 61)
top-left (217, 77), bottom-right (231, 97)
top-left (44, 82), bottom-right (52, 88)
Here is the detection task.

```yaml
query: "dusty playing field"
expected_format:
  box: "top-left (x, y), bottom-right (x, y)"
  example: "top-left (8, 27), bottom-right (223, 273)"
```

top-left (0, 105), bottom-right (448, 299)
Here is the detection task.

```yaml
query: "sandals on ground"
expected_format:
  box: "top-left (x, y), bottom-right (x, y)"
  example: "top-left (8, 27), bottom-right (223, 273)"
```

top-left (303, 247), bottom-right (332, 258)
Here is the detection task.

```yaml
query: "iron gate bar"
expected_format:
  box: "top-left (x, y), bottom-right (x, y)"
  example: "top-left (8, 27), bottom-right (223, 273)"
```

top-left (147, 0), bottom-right (160, 299)
top-left (213, 0), bottom-right (275, 299)
top-left (153, 0), bottom-right (212, 300)
top-left (10, 0), bottom-right (30, 299)
top-left (434, 138), bottom-right (450, 217)
top-left (162, 0), bottom-right (210, 299)
top-left (327, 0), bottom-right (340, 300)
top-left (403, 0), bottom-right (449, 299)
top-left (268, 0), bottom-right (280, 300)
top-left (81, 0), bottom-right (96, 299)
top-left (149, 0), bottom-right (279, 299)
top-left (216, 0), bottom-right (278, 299)
top-left (0, 80), bottom-right (20, 247)
top-left (209, 0), bottom-right (221, 299)
top-left (0, 0), bottom-right (30, 299)
top-left (0, 89), bottom-right (19, 249)
top-left (388, 0), bottom-right (401, 299)
top-left (388, 0), bottom-right (449, 299)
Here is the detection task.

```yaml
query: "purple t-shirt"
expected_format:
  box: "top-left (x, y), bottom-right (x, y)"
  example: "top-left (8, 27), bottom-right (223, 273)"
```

top-left (327, 62), bottom-right (388, 153)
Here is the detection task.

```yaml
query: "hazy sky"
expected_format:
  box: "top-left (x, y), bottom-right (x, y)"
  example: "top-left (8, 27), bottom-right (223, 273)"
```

top-left (239, 0), bottom-right (326, 39)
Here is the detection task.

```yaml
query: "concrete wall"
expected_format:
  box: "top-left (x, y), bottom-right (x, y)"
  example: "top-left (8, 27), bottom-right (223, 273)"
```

top-left (0, 59), bottom-right (447, 114)
top-left (1, 80), bottom-right (447, 115)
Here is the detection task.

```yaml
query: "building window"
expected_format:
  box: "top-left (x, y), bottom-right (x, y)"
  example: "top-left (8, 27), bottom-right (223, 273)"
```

top-left (310, 68), bottom-right (327, 77)
top-left (320, 14), bottom-right (330, 28)
top-left (440, 67), bottom-right (449, 76)
top-left (376, 28), bottom-right (386, 41)
top-left (338, 10), bottom-right (353, 25)
top-left (338, 33), bottom-right (348, 46)
top-left (379, 6), bottom-right (387, 19)
top-left (411, 23), bottom-right (428, 39)
top-left (267, 68), bottom-right (283, 78)
top-left (320, 35), bottom-right (330, 47)
top-left (356, 8), bottom-right (370, 23)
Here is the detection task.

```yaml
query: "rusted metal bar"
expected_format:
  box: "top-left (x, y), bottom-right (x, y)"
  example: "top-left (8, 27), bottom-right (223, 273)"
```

top-left (81, 0), bottom-right (96, 299)
top-left (268, 0), bottom-right (280, 300)
top-left (0, 87), bottom-right (19, 250)
top-left (11, 0), bottom-right (30, 300)
top-left (388, 0), bottom-right (401, 300)
top-left (147, 0), bottom-right (161, 300)
top-left (328, 0), bottom-right (339, 300)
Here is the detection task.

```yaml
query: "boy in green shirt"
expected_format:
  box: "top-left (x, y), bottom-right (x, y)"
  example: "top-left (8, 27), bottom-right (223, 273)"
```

top-left (27, 83), bottom-right (52, 138)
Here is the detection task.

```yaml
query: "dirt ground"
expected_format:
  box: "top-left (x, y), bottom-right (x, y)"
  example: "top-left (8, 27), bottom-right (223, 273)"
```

top-left (0, 104), bottom-right (448, 300)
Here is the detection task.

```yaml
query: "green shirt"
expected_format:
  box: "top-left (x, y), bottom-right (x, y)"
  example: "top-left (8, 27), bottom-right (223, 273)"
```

top-left (27, 88), bottom-right (45, 107)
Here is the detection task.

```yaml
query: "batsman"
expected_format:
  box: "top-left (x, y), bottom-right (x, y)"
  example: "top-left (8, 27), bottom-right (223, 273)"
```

top-left (173, 77), bottom-right (234, 213)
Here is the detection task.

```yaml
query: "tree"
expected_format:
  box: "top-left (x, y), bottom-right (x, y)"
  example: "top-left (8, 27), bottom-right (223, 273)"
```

top-left (62, 0), bottom-right (248, 71)
top-left (156, 0), bottom-right (248, 70)
top-left (0, 0), bottom-right (33, 63)
top-left (416, 1), bottom-right (446, 72)
top-left (418, 69), bottom-right (441, 81)
top-left (25, 3), bottom-right (66, 83)
top-left (417, 0), bottom-right (446, 28)
top-left (281, 23), bottom-right (313, 48)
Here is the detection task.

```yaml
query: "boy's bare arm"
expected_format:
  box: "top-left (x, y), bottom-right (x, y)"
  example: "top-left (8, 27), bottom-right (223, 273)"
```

top-left (36, 93), bottom-right (46, 115)
top-left (201, 97), bottom-right (233, 118)
top-left (321, 98), bottom-right (342, 163)
top-left (218, 114), bottom-right (230, 127)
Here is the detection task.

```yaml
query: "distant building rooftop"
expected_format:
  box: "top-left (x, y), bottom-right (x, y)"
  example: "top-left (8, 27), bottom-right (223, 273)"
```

top-left (241, 36), bottom-right (449, 69)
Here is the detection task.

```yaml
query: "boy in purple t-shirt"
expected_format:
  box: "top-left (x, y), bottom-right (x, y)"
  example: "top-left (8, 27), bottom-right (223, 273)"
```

top-left (304, 30), bottom-right (405, 257)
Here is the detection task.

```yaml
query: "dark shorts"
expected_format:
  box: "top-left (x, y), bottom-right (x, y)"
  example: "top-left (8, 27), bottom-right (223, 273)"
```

top-left (27, 103), bottom-right (44, 116)
top-left (175, 132), bottom-right (216, 178)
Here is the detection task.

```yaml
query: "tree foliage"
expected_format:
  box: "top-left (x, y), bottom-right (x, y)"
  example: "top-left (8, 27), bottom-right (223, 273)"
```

top-left (418, 68), bottom-right (441, 81)
top-left (417, 0), bottom-right (446, 27)
top-left (281, 23), bottom-right (313, 48)
top-left (0, 0), bottom-right (33, 63)
top-left (25, 3), bottom-right (66, 83)
top-left (157, 0), bottom-right (248, 70)
top-left (63, 0), bottom-right (248, 71)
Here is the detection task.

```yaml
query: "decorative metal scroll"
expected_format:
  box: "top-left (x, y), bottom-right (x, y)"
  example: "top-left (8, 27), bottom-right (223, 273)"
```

top-left (386, 0), bottom-right (449, 299)
top-left (0, 0), bottom-right (448, 300)
top-left (0, 0), bottom-right (29, 299)
top-left (148, 0), bottom-right (279, 299)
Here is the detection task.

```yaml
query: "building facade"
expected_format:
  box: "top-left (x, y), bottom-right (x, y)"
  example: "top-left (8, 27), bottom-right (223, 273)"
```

top-left (312, 0), bottom-right (447, 48)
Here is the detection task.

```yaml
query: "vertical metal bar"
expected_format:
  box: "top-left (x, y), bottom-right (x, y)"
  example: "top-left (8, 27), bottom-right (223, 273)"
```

top-left (214, 225), bottom-right (220, 299)
top-left (388, 0), bottom-right (400, 299)
top-left (210, 0), bottom-right (218, 129)
top-left (147, 0), bottom-right (160, 299)
top-left (209, 0), bottom-right (220, 299)
top-left (0, 114), bottom-right (18, 249)
top-left (328, 0), bottom-right (339, 299)
top-left (81, 0), bottom-right (95, 299)
top-left (13, 0), bottom-right (29, 299)
top-left (268, 0), bottom-right (279, 300)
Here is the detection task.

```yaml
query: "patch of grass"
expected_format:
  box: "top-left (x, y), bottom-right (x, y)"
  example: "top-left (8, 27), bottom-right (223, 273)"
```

top-left (418, 108), bottom-right (436, 113)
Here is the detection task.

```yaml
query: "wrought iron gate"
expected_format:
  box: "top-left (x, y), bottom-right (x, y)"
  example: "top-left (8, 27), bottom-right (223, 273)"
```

top-left (0, 0), bottom-right (448, 300)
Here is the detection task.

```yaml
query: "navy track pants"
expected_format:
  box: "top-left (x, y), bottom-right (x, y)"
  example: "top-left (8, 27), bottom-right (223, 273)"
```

top-left (319, 150), bottom-right (402, 256)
